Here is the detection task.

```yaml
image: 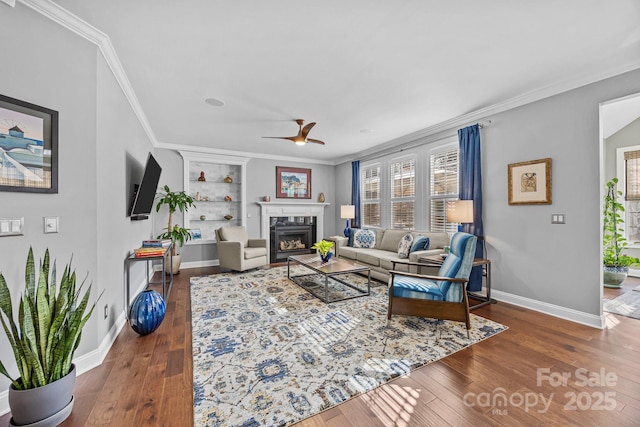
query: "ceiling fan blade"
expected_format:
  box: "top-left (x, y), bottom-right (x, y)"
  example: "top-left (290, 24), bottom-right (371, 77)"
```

top-left (301, 122), bottom-right (316, 139)
top-left (262, 136), bottom-right (297, 142)
top-left (307, 138), bottom-right (325, 145)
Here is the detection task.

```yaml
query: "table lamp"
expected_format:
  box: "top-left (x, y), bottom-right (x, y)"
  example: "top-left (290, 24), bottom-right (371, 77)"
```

top-left (341, 205), bottom-right (355, 237)
top-left (447, 200), bottom-right (473, 232)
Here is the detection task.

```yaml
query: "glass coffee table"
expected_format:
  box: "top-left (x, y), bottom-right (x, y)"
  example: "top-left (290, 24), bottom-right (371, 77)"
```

top-left (287, 254), bottom-right (371, 303)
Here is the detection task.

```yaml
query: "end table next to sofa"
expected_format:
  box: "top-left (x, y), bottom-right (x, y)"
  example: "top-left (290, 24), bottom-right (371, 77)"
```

top-left (417, 254), bottom-right (495, 310)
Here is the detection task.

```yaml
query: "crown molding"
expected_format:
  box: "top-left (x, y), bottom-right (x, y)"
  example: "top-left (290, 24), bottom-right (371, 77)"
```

top-left (1, 0), bottom-right (15, 7)
top-left (19, 0), bottom-right (158, 145)
top-left (158, 142), bottom-right (336, 166)
top-left (20, 0), bottom-right (640, 166)
top-left (335, 60), bottom-right (640, 165)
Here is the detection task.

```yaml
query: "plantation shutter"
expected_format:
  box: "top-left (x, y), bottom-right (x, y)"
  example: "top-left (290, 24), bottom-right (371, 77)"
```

top-left (361, 165), bottom-right (381, 227)
top-left (390, 157), bottom-right (415, 229)
top-left (625, 150), bottom-right (640, 200)
top-left (430, 148), bottom-right (459, 232)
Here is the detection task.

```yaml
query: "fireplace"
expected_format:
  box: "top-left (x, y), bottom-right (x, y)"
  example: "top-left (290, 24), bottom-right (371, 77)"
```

top-left (270, 220), bottom-right (316, 262)
top-left (258, 201), bottom-right (329, 263)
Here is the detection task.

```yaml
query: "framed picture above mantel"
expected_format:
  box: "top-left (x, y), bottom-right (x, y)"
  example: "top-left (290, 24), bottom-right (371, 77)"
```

top-left (276, 166), bottom-right (311, 199)
top-left (0, 94), bottom-right (58, 193)
top-left (507, 158), bottom-right (552, 205)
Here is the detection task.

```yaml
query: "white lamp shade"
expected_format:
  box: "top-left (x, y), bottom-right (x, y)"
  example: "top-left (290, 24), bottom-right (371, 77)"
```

top-left (340, 205), bottom-right (355, 219)
top-left (447, 200), bottom-right (473, 223)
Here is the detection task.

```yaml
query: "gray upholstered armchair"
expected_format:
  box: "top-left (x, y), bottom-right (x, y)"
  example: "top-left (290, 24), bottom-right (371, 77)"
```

top-left (215, 226), bottom-right (268, 272)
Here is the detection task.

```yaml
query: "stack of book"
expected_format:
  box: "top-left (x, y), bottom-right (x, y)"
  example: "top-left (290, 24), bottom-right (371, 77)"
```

top-left (133, 239), bottom-right (172, 258)
top-left (142, 239), bottom-right (172, 248)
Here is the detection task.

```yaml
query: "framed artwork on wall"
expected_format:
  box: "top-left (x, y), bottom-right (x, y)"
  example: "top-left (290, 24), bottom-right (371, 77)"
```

top-left (0, 94), bottom-right (58, 193)
top-left (508, 158), bottom-right (552, 205)
top-left (276, 166), bottom-right (311, 199)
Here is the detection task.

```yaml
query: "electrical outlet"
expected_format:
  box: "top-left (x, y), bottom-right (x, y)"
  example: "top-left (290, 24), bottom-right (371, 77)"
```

top-left (103, 304), bottom-right (108, 319)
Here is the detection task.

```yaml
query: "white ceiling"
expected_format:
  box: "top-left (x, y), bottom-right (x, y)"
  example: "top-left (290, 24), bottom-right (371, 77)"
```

top-left (51, 0), bottom-right (640, 163)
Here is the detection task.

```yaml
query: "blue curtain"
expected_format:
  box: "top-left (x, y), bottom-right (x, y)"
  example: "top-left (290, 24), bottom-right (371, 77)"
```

top-left (351, 161), bottom-right (361, 229)
top-left (458, 125), bottom-right (484, 292)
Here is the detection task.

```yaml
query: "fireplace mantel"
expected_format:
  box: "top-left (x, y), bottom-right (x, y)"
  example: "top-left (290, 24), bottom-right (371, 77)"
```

top-left (257, 202), bottom-right (330, 262)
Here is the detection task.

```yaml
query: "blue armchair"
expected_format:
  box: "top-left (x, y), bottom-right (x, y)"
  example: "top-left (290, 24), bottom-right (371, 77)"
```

top-left (387, 232), bottom-right (478, 338)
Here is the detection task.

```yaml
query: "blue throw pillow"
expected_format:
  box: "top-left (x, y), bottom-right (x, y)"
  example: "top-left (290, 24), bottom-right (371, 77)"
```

top-left (347, 228), bottom-right (358, 247)
top-left (353, 229), bottom-right (376, 248)
top-left (410, 236), bottom-right (430, 253)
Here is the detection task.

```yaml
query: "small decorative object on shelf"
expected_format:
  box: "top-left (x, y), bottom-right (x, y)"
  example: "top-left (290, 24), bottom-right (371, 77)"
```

top-left (223, 175), bottom-right (233, 183)
top-left (200, 215), bottom-right (206, 221)
top-left (224, 214), bottom-right (233, 220)
top-left (195, 192), bottom-right (202, 201)
top-left (311, 239), bottom-right (334, 263)
top-left (318, 192), bottom-right (325, 202)
top-left (263, 196), bottom-right (270, 202)
top-left (224, 195), bottom-right (232, 202)
top-left (128, 289), bottom-right (166, 335)
top-left (198, 171), bottom-right (206, 181)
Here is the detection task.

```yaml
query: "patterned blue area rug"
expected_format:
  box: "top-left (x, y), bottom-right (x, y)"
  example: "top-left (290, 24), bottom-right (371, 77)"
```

top-left (190, 266), bottom-right (507, 426)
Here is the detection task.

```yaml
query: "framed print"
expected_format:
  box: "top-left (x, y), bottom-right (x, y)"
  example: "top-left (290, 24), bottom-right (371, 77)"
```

top-left (276, 166), bottom-right (311, 199)
top-left (190, 228), bottom-right (202, 239)
top-left (508, 158), bottom-right (551, 205)
top-left (0, 94), bottom-right (58, 193)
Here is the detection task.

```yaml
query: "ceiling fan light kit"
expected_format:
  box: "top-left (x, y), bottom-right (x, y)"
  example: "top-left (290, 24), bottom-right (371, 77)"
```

top-left (263, 119), bottom-right (326, 146)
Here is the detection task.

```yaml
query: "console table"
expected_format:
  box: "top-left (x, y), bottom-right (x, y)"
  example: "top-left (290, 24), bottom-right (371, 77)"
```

top-left (126, 245), bottom-right (174, 317)
top-left (418, 254), bottom-right (495, 309)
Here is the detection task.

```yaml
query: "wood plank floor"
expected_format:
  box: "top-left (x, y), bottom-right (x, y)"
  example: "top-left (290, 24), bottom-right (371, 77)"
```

top-left (2, 267), bottom-right (639, 426)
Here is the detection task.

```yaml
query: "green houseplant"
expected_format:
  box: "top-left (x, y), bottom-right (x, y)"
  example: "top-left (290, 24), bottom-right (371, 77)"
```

top-left (603, 178), bottom-right (640, 287)
top-left (311, 239), bottom-right (334, 262)
top-left (0, 248), bottom-right (94, 425)
top-left (155, 185), bottom-right (196, 272)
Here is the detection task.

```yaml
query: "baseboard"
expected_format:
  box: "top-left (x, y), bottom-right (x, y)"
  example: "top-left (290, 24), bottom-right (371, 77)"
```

top-left (153, 259), bottom-right (219, 271)
top-left (0, 277), bottom-right (146, 418)
top-left (492, 290), bottom-right (605, 329)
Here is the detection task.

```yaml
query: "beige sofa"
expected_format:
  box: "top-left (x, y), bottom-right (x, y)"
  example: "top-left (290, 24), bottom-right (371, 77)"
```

top-left (333, 229), bottom-right (450, 282)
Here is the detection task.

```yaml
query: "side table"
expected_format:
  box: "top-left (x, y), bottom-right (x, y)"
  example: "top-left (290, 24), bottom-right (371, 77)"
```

top-left (126, 245), bottom-right (174, 318)
top-left (418, 254), bottom-right (495, 310)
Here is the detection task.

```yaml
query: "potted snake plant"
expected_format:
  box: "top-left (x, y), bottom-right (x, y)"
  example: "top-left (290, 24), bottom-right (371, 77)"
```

top-left (0, 248), bottom-right (95, 426)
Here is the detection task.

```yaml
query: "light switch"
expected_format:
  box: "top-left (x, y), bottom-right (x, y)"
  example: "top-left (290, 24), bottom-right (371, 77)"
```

top-left (551, 213), bottom-right (565, 224)
top-left (44, 217), bottom-right (59, 233)
top-left (0, 217), bottom-right (23, 236)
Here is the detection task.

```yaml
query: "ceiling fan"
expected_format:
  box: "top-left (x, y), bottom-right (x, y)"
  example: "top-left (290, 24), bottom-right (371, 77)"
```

top-left (262, 119), bottom-right (326, 146)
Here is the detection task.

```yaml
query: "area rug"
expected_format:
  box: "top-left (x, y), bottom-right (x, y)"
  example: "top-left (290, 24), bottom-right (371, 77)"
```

top-left (604, 288), bottom-right (640, 319)
top-left (190, 266), bottom-right (507, 426)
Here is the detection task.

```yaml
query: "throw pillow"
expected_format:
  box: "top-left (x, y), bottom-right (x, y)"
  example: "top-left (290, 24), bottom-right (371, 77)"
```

top-left (397, 233), bottom-right (414, 258)
top-left (353, 229), bottom-right (376, 248)
top-left (410, 236), bottom-right (430, 253)
top-left (347, 228), bottom-right (358, 247)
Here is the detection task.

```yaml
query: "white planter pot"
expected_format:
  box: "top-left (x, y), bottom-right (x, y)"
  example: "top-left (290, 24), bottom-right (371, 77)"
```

top-left (8, 364), bottom-right (76, 426)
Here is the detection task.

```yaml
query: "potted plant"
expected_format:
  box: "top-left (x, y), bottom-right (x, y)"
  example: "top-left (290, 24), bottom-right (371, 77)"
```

top-left (603, 178), bottom-right (640, 287)
top-left (311, 239), bottom-right (334, 263)
top-left (155, 184), bottom-right (196, 273)
top-left (0, 248), bottom-right (94, 426)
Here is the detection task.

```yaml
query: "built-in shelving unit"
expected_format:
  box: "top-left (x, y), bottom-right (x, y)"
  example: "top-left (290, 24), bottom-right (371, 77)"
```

top-left (179, 151), bottom-right (249, 243)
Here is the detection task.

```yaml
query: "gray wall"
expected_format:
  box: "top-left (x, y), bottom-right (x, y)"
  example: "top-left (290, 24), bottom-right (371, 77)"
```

top-left (0, 4), bottom-right (154, 392)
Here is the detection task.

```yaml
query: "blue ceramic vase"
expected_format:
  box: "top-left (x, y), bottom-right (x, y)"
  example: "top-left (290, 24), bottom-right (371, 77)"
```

top-left (320, 252), bottom-right (332, 263)
top-left (128, 289), bottom-right (166, 335)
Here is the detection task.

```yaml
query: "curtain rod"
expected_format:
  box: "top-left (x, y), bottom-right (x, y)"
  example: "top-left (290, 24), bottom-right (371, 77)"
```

top-left (359, 120), bottom-right (492, 163)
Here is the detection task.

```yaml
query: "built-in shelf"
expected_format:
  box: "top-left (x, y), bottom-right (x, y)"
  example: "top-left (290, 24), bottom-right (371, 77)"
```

top-left (180, 151), bottom-right (248, 243)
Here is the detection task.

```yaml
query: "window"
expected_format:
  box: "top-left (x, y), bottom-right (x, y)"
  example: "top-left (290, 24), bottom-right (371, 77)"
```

top-left (361, 164), bottom-right (381, 227)
top-left (389, 157), bottom-right (415, 229)
top-left (430, 146), bottom-right (459, 232)
top-left (622, 148), bottom-right (640, 243)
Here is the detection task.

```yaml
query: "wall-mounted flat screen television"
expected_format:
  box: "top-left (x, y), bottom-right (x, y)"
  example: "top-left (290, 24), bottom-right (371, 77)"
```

top-left (129, 153), bottom-right (162, 221)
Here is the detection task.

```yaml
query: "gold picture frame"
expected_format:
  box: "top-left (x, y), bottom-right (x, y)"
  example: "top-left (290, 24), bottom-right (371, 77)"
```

top-left (508, 158), bottom-right (552, 205)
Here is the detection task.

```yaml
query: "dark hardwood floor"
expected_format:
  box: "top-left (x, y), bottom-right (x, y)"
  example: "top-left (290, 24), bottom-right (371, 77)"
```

top-left (2, 268), bottom-right (639, 426)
